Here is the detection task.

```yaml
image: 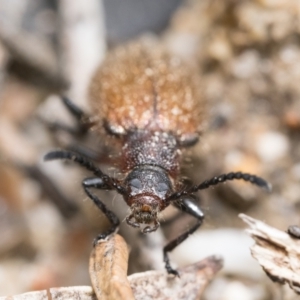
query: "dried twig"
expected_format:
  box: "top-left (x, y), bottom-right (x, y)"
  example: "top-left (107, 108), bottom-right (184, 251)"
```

top-left (0, 0), bottom-right (106, 94)
top-left (1, 234), bottom-right (223, 300)
top-left (89, 234), bottom-right (223, 300)
top-left (0, 27), bottom-right (59, 78)
top-left (239, 213), bottom-right (300, 294)
top-left (58, 0), bottom-right (106, 107)
top-left (89, 234), bottom-right (135, 300)
top-left (0, 0), bottom-right (65, 90)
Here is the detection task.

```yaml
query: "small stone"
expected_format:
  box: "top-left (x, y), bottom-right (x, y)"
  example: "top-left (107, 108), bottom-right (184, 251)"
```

top-left (204, 277), bottom-right (267, 300)
top-left (255, 131), bottom-right (289, 162)
top-left (231, 51), bottom-right (260, 79)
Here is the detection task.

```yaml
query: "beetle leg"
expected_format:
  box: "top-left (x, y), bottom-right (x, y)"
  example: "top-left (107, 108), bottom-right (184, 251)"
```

top-left (82, 177), bottom-right (120, 245)
top-left (42, 96), bottom-right (94, 136)
top-left (61, 96), bottom-right (95, 134)
top-left (163, 195), bottom-right (204, 277)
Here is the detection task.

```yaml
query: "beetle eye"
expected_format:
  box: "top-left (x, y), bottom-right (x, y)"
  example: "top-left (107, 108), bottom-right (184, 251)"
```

top-left (130, 178), bottom-right (142, 190)
top-left (157, 182), bottom-right (169, 193)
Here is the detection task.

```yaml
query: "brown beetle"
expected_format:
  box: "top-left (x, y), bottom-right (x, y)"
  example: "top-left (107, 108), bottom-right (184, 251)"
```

top-left (45, 40), bottom-right (270, 276)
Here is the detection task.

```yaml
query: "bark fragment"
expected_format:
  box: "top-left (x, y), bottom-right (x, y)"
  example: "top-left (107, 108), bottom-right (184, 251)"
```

top-left (240, 213), bottom-right (300, 295)
top-left (1, 234), bottom-right (223, 300)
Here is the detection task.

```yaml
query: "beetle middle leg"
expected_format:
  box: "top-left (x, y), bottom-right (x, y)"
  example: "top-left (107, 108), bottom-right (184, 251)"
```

top-left (43, 96), bottom-right (94, 136)
top-left (163, 195), bottom-right (204, 276)
top-left (82, 177), bottom-right (120, 244)
top-left (60, 96), bottom-right (95, 134)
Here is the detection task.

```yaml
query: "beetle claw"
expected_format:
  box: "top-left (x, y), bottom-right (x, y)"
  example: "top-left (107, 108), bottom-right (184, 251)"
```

top-left (126, 214), bottom-right (140, 228)
top-left (142, 221), bottom-right (160, 234)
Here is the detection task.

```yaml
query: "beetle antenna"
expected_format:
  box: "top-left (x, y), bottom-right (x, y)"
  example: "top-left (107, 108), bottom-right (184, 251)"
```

top-left (168, 171), bottom-right (271, 201)
top-left (44, 150), bottom-right (105, 177)
top-left (44, 150), bottom-right (128, 195)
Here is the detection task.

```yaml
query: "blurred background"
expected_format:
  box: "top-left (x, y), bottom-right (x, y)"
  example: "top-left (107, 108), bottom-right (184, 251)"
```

top-left (0, 0), bottom-right (300, 299)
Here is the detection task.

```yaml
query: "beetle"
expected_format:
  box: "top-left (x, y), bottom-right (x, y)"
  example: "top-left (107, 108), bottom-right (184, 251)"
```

top-left (45, 40), bottom-right (270, 276)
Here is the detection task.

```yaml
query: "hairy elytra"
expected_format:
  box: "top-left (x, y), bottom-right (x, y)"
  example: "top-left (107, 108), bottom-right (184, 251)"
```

top-left (90, 40), bottom-right (204, 137)
top-left (89, 39), bottom-right (204, 175)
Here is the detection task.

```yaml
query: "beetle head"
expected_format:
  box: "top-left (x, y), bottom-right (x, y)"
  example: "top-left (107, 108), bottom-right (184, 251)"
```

top-left (124, 165), bottom-right (173, 233)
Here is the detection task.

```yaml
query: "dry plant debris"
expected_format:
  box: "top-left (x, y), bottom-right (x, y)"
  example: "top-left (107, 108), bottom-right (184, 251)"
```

top-left (0, 286), bottom-right (96, 300)
top-left (240, 213), bottom-right (300, 295)
top-left (89, 234), bottom-right (134, 300)
top-left (89, 234), bottom-right (223, 300)
top-left (0, 234), bottom-right (223, 300)
top-left (128, 256), bottom-right (223, 300)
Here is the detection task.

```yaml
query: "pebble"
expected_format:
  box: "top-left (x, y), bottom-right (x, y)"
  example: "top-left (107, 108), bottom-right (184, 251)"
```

top-left (255, 131), bottom-right (289, 162)
top-left (204, 278), bottom-right (268, 300)
top-left (231, 51), bottom-right (260, 79)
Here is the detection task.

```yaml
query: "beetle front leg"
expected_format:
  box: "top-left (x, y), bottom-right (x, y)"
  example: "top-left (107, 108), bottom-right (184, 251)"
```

top-left (164, 195), bottom-right (204, 276)
top-left (82, 177), bottom-right (120, 244)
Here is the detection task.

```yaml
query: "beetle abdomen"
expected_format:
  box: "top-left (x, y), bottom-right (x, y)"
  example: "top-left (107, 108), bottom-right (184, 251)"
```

top-left (89, 39), bottom-right (204, 141)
